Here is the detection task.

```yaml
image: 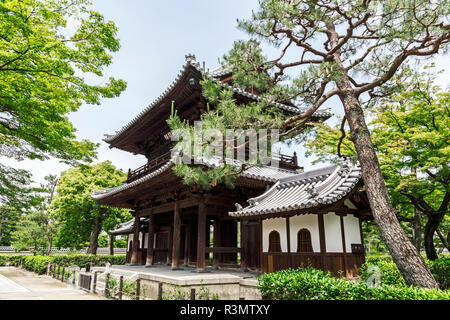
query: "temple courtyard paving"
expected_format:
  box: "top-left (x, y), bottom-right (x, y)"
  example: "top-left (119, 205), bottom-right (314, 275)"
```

top-left (0, 267), bottom-right (105, 300)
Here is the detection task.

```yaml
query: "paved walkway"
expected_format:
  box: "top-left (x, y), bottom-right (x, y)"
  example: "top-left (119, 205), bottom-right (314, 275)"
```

top-left (0, 267), bottom-right (106, 300)
top-left (110, 264), bottom-right (258, 279)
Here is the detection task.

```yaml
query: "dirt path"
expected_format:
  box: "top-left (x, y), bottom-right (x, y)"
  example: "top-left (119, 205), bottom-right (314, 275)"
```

top-left (0, 267), bottom-right (106, 300)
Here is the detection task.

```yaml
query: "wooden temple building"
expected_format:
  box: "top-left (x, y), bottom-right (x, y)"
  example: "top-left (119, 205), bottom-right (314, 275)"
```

top-left (92, 54), bottom-right (372, 276)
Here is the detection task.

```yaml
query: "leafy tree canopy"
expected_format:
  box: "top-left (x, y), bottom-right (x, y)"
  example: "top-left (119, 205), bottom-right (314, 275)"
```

top-left (0, 0), bottom-right (127, 164)
top-left (51, 161), bottom-right (131, 249)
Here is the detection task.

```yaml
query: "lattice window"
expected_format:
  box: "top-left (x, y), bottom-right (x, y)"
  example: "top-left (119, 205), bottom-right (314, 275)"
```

top-left (268, 230), bottom-right (282, 252)
top-left (297, 228), bottom-right (313, 253)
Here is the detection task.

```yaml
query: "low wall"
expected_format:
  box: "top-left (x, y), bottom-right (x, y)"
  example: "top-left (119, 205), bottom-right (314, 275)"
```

top-left (92, 266), bottom-right (261, 300)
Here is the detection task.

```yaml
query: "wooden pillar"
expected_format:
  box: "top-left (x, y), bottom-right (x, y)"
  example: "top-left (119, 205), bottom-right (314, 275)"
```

top-left (109, 235), bottom-right (114, 256)
top-left (286, 217), bottom-right (292, 269)
top-left (196, 199), bottom-right (207, 272)
top-left (130, 214), bottom-right (140, 265)
top-left (318, 213), bottom-right (327, 271)
top-left (205, 219), bottom-right (211, 263)
top-left (184, 224), bottom-right (191, 266)
top-left (340, 214), bottom-right (348, 277)
top-left (145, 213), bottom-right (155, 267)
top-left (240, 220), bottom-right (248, 271)
top-left (172, 200), bottom-right (182, 270)
top-left (213, 219), bottom-right (221, 268)
top-left (259, 219), bottom-right (263, 274)
top-left (167, 215), bottom-right (173, 265)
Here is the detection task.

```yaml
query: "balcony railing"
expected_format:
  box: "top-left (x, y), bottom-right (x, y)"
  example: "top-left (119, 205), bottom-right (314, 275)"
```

top-left (125, 151), bottom-right (300, 184)
top-left (272, 152), bottom-right (300, 171)
top-left (126, 152), bottom-right (172, 183)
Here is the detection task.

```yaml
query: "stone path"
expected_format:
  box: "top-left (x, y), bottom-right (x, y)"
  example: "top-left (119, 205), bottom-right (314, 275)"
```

top-left (0, 267), bottom-right (106, 300)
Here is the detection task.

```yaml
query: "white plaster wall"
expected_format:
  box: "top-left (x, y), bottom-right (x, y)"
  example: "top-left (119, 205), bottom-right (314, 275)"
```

top-left (127, 233), bottom-right (133, 249)
top-left (142, 232), bottom-right (148, 249)
top-left (262, 218), bottom-right (287, 252)
top-left (289, 214), bottom-right (320, 252)
top-left (324, 213), bottom-right (343, 252)
top-left (344, 215), bottom-right (361, 252)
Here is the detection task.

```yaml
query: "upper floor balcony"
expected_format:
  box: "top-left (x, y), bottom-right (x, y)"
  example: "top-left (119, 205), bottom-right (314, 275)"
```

top-left (125, 151), bottom-right (301, 184)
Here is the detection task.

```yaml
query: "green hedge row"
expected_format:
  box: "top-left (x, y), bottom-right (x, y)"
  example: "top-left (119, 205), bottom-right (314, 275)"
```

top-left (0, 254), bottom-right (126, 274)
top-left (258, 267), bottom-right (450, 300)
top-left (51, 254), bottom-right (126, 269)
top-left (360, 255), bottom-right (449, 289)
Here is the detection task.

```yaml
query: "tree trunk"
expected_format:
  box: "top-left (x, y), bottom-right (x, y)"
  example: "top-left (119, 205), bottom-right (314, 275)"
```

top-left (326, 23), bottom-right (438, 288)
top-left (340, 92), bottom-right (438, 288)
top-left (46, 236), bottom-right (53, 256)
top-left (87, 217), bottom-right (101, 255)
top-left (411, 168), bottom-right (422, 252)
top-left (424, 212), bottom-right (446, 260)
top-left (109, 234), bottom-right (114, 256)
top-left (436, 229), bottom-right (449, 252)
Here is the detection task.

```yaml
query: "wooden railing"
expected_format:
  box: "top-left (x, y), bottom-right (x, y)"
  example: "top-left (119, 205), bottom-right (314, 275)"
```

top-left (272, 152), bottom-right (300, 171)
top-left (126, 152), bottom-right (172, 183)
top-left (126, 150), bottom-right (300, 184)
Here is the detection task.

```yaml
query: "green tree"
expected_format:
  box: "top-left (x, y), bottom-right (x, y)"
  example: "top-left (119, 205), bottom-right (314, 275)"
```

top-left (0, 0), bottom-right (126, 165)
top-left (34, 174), bottom-right (60, 255)
top-left (11, 211), bottom-right (48, 254)
top-left (168, 0), bottom-right (449, 288)
top-left (305, 71), bottom-right (449, 260)
top-left (51, 161), bottom-right (131, 254)
top-left (0, 165), bottom-right (41, 245)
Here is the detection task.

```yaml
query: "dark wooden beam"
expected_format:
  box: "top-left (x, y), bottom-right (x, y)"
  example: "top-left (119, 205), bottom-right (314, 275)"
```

top-left (184, 224), bottom-right (191, 266)
top-left (286, 217), bottom-right (292, 269)
top-left (167, 217), bottom-right (173, 266)
top-left (145, 213), bottom-right (155, 267)
top-left (196, 198), bottom-right (207, 272)
top-left (240, 220), bottom-right (248, 271)
top-left (205, 247), bottom-right (241, 253)
top-left (213, 219), bottom-right (221, 268)
top-left (340, 215), bottom-right (348, 277)
top-left (130, 214), bottom-right (140, 265)
top-left (318, 213), bottom-right (327, 270)
top-left (171, 200), bottom-right (182, 270)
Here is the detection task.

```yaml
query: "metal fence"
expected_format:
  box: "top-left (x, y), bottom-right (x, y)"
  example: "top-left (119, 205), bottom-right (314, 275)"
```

top-left (79, 273), bottom-right (92, 291)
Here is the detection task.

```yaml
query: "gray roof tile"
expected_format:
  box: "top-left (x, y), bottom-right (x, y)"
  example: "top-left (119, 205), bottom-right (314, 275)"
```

top-left (229, 162), bottom-right (362, 217)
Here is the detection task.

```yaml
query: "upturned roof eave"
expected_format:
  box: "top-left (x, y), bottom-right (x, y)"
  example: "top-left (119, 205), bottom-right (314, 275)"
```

top-left (103, 55), bottom-right (333, 150)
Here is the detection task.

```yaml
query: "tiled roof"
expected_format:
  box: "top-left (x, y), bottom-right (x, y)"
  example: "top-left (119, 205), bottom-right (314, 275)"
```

top-left (103, 54), bottom-right (332, 143)
top-left (91, 155), bottom-right (298, 201)
top-left (229, 162), bottom-right (362, 217)
top-left (110, 217), bottom-right (149, 235)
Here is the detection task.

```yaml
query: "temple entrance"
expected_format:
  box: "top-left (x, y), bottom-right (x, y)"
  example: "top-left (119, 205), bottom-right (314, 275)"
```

top-left (243, 221), bottom-right (261, 270)
top-left (154, 231), bottom-right (168, 264)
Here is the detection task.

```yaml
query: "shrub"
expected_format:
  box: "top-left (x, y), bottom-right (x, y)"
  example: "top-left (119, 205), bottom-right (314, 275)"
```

top-left (51, 254), bottom-right (126, 270)
top-left (361, 255), bottom-right (449, 289)
top-left (22, 256), bottom-right (52, 274)
top-left (427, 258), bottom-right (450, 290)
top-left (0, 253), bottom-right (126, 272)
top-left (258, 267), bottom-right (449, 300)
top-left (0, 255), bottom-right (23, 266)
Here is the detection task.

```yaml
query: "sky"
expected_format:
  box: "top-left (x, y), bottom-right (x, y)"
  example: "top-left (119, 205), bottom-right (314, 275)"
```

top-left (3, 0), bottom-right (449, 186)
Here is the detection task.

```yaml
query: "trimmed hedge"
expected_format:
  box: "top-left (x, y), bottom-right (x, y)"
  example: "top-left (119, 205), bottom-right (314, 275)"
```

top-left (258, 267), bottom-right (450, 300)
top-left (0, 254), bottom-right (126, 274)
top-left (360, 255), bottom-right (449, 289)
top-left (51, 254), bottom-right (126, 269)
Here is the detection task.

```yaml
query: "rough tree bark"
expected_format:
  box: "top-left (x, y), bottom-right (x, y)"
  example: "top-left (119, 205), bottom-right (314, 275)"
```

top-left (327, 24), bottom-right (438, 288)
top-left (87, 216), bottom-right (101, 255)
top-left (411, 168), bottom-right (422, 252)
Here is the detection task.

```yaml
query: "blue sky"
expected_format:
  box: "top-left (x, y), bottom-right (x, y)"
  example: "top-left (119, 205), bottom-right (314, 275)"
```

top-left (3, 0), bottom-right (449, 185)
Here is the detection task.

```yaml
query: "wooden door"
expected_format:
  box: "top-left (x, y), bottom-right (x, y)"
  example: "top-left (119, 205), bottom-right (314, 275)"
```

top-left (154, 231), bottom-right (168, 264)
top-left (245, 221), bottom-right (261, 270)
